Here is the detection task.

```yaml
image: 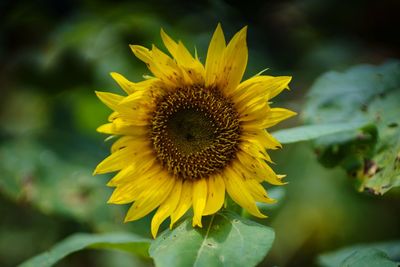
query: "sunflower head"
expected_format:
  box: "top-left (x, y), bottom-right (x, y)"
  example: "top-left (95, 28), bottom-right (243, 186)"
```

top-left (94, 24), bottom-right (296, 238)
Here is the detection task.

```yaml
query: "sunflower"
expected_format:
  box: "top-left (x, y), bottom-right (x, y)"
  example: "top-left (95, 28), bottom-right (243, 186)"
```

top-left (94, 24), bottom-right (296, 238)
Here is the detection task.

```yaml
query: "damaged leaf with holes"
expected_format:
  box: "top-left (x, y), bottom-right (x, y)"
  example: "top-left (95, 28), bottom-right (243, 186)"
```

top-left (149, 211), bottom-right (275, 267)
top-left (303, 60), bottom-right (400, 194)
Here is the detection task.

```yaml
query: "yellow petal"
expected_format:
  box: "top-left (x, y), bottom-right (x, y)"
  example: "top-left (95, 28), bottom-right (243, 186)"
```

top-left (223, 166), bottom-right (266, 218)
top-left (170, 180), bottom-right (193, 227)
top-left (95, 91), bottom-right (124, 111)
top-left (236, 151), bottom-right (286, 185)
top-left (234, 75), bottom-right (292, 100)
top-left (119, 79), bottom-right (164, 106)
top-left (106, 110), bottom-right (150, 127)
top-left (160, 30), bottom-right (194, 68)
top-left (107, 169), bottom-right (160, 204)
top-left (151, 180), bottom-right (182, 238)
top-left (175, 41), bottom-right (205, 84)
top-left (142, 44), bottom-right (187, 87)
top-left (205, 23), bottom-right (226, 87)
top-left (108, 170), bottom-right (155, 204)
top-left (236, 75), bottom-right (273, 94)
top-left (245, 179), bottom-right (276, 204)
top-left (107, 164), bottom-right (136, 188)
top-left (232, 90), bottom-right (268, 113)
top-left (97, 123), bottom-right (116, 134)
top-left (125, 175), bottom-right (175, 222)
top-left (160, 28), bottom-right (179, 58)
top-left (107, 154), bottom-right (157, 187)
top-left (239, 141), bottom-right (272, 163)
top-left (260, 108), bottom-right (297, 129)
top-left (94, 137), bottom-right (153, 175)
top-left (95, 91), bottom-right (138, 122)
top-left (96, 122), bottom-right (148, 136)
top-left (260, 163), bottom-right (287, 185)
top-left (108, 111), bottom-right (119, 122)
top-left (111, 136), bottom-right (136, 153)
top-left (119, 90), bottom-right (146, 105)
top-left (192, 178), bottom-right (208, 227)
top-left (130, 45), bottom-right (174, 87)
top-left (110, 72), bottom-right (136, 94)
top-left (235, 152), bottom-right (264, 183)
top-left (175, 41), bottom-right (197, 66)
top-left (152, 45), bottom-right (188, 85)
top-left (217, 26), bottom-right (248, 94)
top-left (238, 97), bottom-right (270, 122)
top-left (130, 45), bottom-right (153, 64)
top-left (241, 129), bottom-right (281, 150)
top-left (264, 76), bottom-right (292, 99)
top-left (203, 175), bottom-right (225, 216)
top-left (94, 147), bottom-right (137, 174)
top-left (160, 30), bottom-right (204, 85)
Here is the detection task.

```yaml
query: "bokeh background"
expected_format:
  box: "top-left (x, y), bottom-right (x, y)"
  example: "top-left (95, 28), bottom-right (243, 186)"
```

top-left (1, 0), bottom-right (399, 266)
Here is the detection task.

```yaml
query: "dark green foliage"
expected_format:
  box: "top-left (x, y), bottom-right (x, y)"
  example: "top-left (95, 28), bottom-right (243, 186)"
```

top-left (304, 61), bottom-right (400, 194)
top-left (1, 0), bottom-right (400, 266)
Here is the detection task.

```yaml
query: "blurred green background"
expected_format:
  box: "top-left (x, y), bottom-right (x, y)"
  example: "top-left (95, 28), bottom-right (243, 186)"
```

top-left (1, 0), bottom-right (399, 266)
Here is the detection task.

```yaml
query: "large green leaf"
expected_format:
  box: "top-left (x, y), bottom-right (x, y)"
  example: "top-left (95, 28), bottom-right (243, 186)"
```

top-left (303, 60), bottom-right (400, 194)
top-left (340, 249), bottom-right (398, 267)
top-left (18, 232), bottom-right (151, 267)
top-left (149, 211), bottom-right (275, 267)
top-left (318, 241), bottom-right (400, 267)
top-left (272, 121), bottom-right (368, 144)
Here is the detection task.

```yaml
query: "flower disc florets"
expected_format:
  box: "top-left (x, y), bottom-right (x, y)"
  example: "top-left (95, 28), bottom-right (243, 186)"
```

top-left (150, 85), bottom-right (241, 180)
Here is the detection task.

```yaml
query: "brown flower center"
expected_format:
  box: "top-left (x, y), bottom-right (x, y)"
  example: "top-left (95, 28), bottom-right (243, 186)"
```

top-left (150, 86), bottom-right (241, 180)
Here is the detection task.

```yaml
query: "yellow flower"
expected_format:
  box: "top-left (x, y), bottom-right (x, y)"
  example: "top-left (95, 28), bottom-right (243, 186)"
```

top-left (94, 24), bottom-right (296, 238)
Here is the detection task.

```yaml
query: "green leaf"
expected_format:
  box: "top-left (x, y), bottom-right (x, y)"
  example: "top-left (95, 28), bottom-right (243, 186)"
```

top-left (0, 139), bottom-right (111, 225)
top-left (18, 232), bottom-right (151, 267)
top-left (272, 121), bottom-right (368, 144)
top-left (149, 211), bottom-right (275, 267)
top-left (303, 60), bottom-right (400, 194)
top-left (318, 241), bottom-right (400, 267)
top-left (340, 249), bottom-right (398, 267)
